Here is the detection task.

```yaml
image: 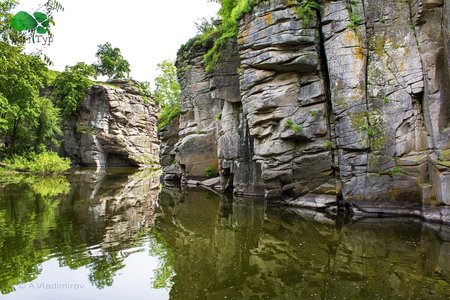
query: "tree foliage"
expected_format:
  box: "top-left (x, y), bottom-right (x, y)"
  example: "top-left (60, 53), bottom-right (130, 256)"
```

top-left (202, 0), bottom-right (256, 73)
top-left (0, 0), bottom-right (26, 45)
top-left (94, 42), bottom-right (131, 80)
top-left (0, 41), bottom-right (63, 153)
top-left (52, 62), bottom-right (95, 116)
top-left (154, 60), bottom-right (181, 131)
top-left (0, 2), bottom-right (67, 170)
top-left (154, 60), bottom-right (180, 106)
top-left (2, 151), bottom-right (70, 174)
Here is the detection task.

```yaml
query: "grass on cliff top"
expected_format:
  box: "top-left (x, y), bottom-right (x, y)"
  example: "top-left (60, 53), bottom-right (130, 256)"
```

top-left (157, 105), bottom-right (180, 132)
top-left (177, 0), bottom-right (258, 72)
top-left (192, 0), bottom-right (320, 73)
top-left (203, 0), bottom-right (257, 73)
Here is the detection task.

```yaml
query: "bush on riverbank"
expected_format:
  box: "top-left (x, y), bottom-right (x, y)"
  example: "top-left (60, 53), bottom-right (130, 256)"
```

top-left (1, 151), bottom-right (71, 174)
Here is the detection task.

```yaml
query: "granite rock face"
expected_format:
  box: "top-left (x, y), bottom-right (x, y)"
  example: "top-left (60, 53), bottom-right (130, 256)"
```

top-left (172, 43), bottom-right (222, 181)
top-left (159, 116), bottom-right (181, 180)
top-left (62, 80), bottom-right (159, 168)
top-left (161, 0), bottom-right (450, 223)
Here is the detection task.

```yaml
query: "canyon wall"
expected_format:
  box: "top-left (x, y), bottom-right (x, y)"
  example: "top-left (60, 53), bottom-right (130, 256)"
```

top-left (62, 80), bottom-right (160, 169)
top-left (161, 0), bottom-right (450, 222)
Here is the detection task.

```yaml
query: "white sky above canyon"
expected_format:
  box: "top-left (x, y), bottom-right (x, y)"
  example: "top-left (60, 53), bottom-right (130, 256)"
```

top-left (16, 0), bottom-right (220, 83)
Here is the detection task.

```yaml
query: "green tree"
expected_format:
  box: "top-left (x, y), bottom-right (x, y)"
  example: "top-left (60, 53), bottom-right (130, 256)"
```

top-left (0, 41), bottom-right (52, 152)
top-left (0, 94), bottom-right (11, 136)
top-left (154, 60), bottom-right (181, 131)
top-left (2, 0), bottom-right (64, 46)
top-left (94, 42), bottom-right (130, 80)
top-left (52, 62), bottom-right (95, 116)
top-left (154, 60), bottom-right (180, 106)
top-left (0, 0), bottom-right (25, 45)
top-left (33, 97), bottom-right (62, 151)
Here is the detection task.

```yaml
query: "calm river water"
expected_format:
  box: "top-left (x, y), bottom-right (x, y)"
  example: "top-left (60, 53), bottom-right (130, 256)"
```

top-left (1, 169), bottom-right (450, 299)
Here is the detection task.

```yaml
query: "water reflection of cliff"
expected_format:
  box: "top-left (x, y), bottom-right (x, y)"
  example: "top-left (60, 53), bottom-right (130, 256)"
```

top-left (68, 169), bottom-right (160, 250)
top-left (156, 187), bottom-right (450, 299)
top-left (0, 169), bottom-right (160, 294)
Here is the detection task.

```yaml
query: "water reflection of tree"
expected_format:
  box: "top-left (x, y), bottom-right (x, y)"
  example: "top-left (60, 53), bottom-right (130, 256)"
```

top-left (0, 169), bottom-right (160, 294)
top-left (149, 228), bottom-right (175, 289)
top-left (88, 252), bottom-right (125, 289)
top-left (0, 176), bottom-right (68, 294)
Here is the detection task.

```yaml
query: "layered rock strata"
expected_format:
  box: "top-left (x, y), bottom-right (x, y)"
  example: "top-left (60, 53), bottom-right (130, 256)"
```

top-left (62, 80), bottom-right (159, 168)
top-left (161, 0), bottom-right (450, 223)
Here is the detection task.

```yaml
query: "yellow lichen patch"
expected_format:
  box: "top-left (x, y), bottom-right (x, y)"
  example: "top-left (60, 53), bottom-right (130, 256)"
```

top-left (334, 97), bottom-right (345, 106)
top-left (343, 30), bottom-right (362, 46)
top-left (440, 149), bottom-right (450, 161)
top-left (354, 46), bottom-right (364, 60)
top-left (287, 0), bottom-right (296, 6)
top-left (264, 12), bottom-right (273, 26)
top-left (398, 59), bottom-right (405, 72)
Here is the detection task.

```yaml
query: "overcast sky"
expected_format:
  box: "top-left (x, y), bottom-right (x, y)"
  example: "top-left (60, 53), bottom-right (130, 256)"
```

top-left (16, 0), bottom-right (219, 82)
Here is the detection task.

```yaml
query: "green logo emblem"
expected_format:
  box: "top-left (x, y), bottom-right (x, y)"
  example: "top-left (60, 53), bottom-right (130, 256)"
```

top-left (11, 11), bottom-right (50, 34)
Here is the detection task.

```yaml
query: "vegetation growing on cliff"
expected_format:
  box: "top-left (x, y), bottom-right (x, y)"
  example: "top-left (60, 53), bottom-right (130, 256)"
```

top-left (203, 0), bottom-right (256, 73)
top-left (201, 0), bottom-right (320, 73)
top-left (52, 62), bottom-right (96, 116)
top-left (94, 42), bottom-right (131, 80)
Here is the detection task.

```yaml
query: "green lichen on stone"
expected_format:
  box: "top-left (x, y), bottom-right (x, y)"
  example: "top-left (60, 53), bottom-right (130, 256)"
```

top-left (366, 110), bottom-right (385, 150)
top-left (374, 36), bottom-right (385, 56)
top-left (440, 149), bottom-right (450, 161)
top-left (349, 109), bottom-right (386, 150)
top-left (334, 97), bottom-right (346, 106)
top-left (384, 166), bottom-right (405, 176)
top-left (132, 153), bottom-right (160, 166)
top-left (350, 111), bottom-right (367, 132)
top-left (371, 134), bottom-right (386, 151)
top-left (437, 160), bottom-right (450, 168)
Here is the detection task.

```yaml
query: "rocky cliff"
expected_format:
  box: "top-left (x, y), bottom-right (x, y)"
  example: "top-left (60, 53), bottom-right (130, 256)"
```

top-left (62, 80), bottom-right (160, 169)
top-left (161, 0), bottom-right (450, 222)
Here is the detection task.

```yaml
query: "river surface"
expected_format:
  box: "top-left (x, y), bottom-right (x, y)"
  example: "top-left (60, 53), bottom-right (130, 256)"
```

top-left (1, 169), bottom-right (450, 299)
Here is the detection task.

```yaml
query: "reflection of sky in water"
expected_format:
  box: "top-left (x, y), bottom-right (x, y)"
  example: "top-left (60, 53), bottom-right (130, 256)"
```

top-left (3, 248), bottom-right (169, 300)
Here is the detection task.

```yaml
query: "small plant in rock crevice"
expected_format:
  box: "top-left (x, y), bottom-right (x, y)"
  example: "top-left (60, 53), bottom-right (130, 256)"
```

top-left (294, 0), bottom-right (320, 26)
top-left (385, 166), bottom-right (405, 176)
top-left (325, 140), bottom-right (335, 150)
top-left (348, 11), bottom-right (361, 31)
top-left (205, 166), bottom-right (216, 178)
top-left (285, 118), bottom-right (303, 134)
top-left (309, 109), bottom-right (320, 117)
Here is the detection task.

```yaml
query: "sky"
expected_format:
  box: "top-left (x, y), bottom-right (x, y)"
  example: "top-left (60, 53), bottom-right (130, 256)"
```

top-left (16, 0), bottom-right (220, 83)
